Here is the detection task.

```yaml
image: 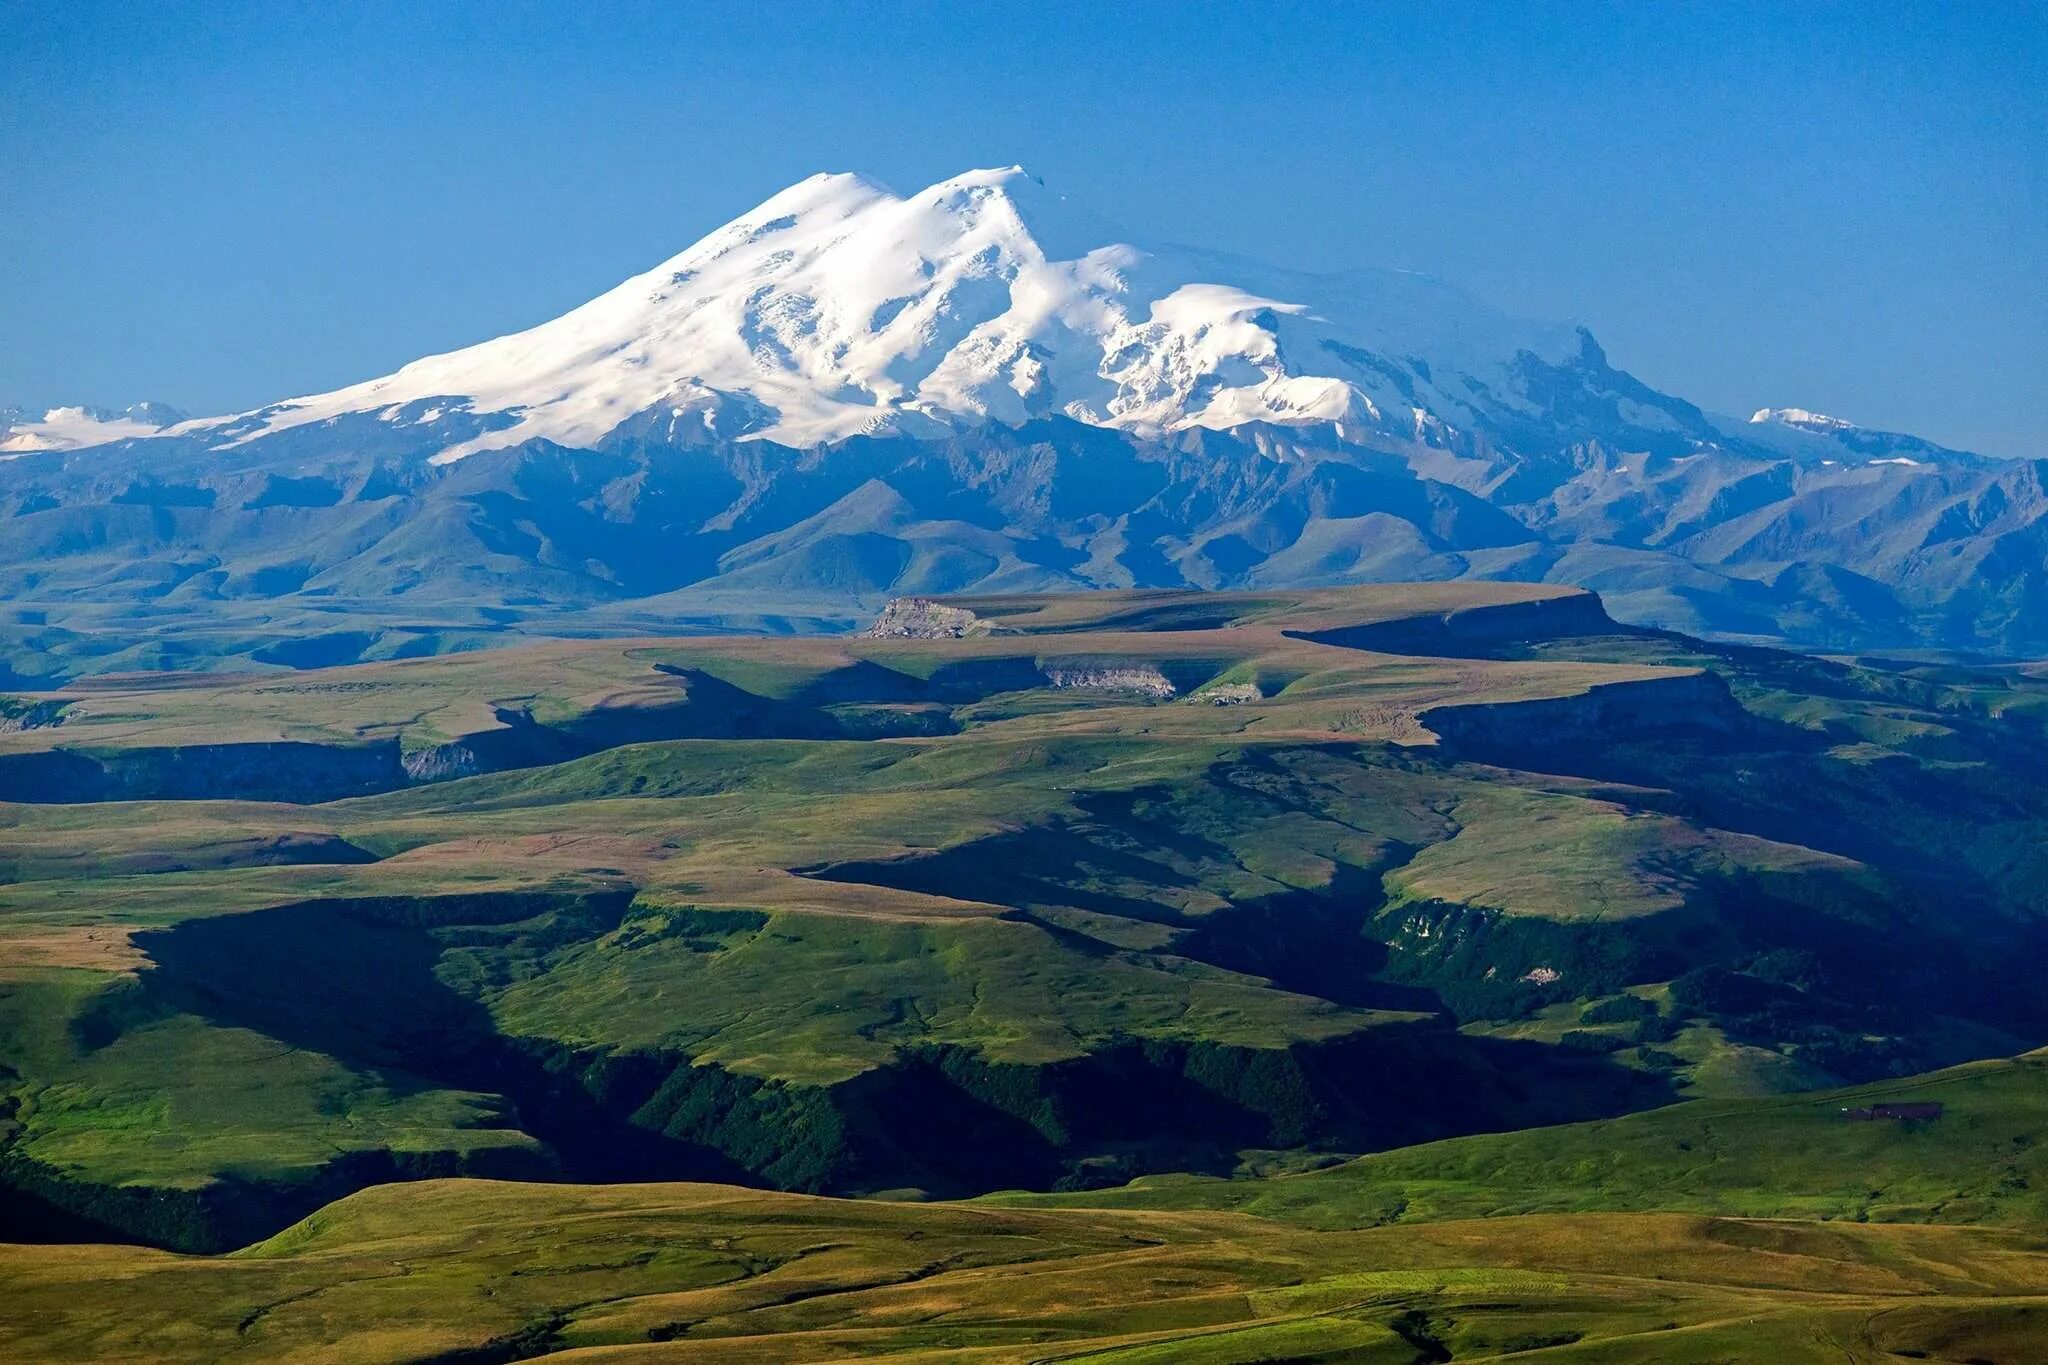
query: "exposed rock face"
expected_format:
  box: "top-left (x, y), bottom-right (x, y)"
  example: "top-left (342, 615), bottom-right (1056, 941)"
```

top-left (1042, 665), bottom-right (1176, 697)
top-left (0, 699), bottom-right (66, 733)
top-left (1419, 670), bottom-right (1751, 750)
top-left (864, 597), bottom-right (988, 639)
top-left (401, 744), bottom-right (481, 782)
top-left (1293, 591), bottom-right (1626, 657)
top-left (1191, 682), bottom-right (1262, 705)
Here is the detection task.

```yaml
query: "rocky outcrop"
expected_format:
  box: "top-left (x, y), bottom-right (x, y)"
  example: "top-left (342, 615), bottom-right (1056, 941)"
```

top-left (0, 698), bottom-right (66, 733)
top-left (401, 743), bottom-right (482, 782)
top-left (864, 597), bottom-right (988, 639)
top-left (1042, 664), bottom-right (1176, 697)
top-left (1190, 681), bottom-right (1262, 705)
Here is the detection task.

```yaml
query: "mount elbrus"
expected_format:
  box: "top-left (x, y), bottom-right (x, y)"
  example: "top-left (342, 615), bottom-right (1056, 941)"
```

top-left (3, 167), bottom-right (2041, 677)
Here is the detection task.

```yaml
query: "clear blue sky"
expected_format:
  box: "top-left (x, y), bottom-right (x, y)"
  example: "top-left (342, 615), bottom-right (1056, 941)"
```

top-left (4, 1), bottom-right (2042, 454)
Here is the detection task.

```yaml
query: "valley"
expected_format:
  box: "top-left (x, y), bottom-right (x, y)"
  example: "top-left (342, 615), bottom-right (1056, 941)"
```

top-left (9, 13), bottom-right (2041, 1359)
top-left (5, 1055), bottom-right (2048, 1361)
top-left (2, 583), bottom-right (2045, 1333)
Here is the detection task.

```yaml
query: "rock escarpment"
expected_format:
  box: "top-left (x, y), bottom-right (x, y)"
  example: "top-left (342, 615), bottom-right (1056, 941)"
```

top-left (863, 597), bottom-right (989, 640)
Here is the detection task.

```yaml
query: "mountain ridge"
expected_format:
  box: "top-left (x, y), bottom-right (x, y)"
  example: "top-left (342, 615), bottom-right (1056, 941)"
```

top-left (13, 166), bottom-right (1998, 471)
top-left (1, 166), bottom-right (2040, 669)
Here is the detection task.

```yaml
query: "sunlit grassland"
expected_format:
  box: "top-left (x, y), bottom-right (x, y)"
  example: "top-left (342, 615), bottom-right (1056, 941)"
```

top-left (3, 582), bottom-right (2048, 1358)
top-left (2, 1176), bottom-right (2045, 1363)
top-left (1002, 1048), bottom-right (2048, 1232)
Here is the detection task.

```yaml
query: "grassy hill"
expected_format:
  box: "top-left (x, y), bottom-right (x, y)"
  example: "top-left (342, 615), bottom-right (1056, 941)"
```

top-left (11, 1046), bottom-right (2048, 1360)
top-left (1003, 1048), bottom-right (2048, 1232)
top-left (5, 1148), bottom-right (2048, 1361)
top-left (2, 584), bottom-right (2046, 1256)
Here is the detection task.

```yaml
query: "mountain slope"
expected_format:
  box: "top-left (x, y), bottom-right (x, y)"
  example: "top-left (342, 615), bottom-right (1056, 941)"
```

top-left (0, 403), bottom-right (184, 454)
top-left (11, 1174), bottom-right (2048, 1363)
top-left (3, 167), bottom-right (2039, 666)
top-left (170, 167), bottom-right (1638, 459)
top-left (5, 585), bottom-right (2048, 1253)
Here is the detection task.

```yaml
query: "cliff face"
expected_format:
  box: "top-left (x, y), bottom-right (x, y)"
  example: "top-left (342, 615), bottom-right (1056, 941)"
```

top-left (0, 739), bottom-right (407, 804)
top-left (1293, 591), bottom-right (1628, 658)
top-left (0, 699), bottom-right (66, 734)
top-left (1041, 665), bottom-right (1176, 697)
top-left (1420, 670), bottom-right (1751, 750)
top-left (863, 597), bottom-right (990, 639)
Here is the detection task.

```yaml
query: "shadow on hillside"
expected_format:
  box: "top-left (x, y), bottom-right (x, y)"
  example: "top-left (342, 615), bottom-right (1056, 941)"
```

top-left (11, 876), bottom-right (1679, 1254)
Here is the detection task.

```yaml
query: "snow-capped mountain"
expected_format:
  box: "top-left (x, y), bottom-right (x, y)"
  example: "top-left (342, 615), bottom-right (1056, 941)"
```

top-left (1, 167), bottom-right (2039, 672)
top-left (1741, 405), bottom-right (1982, 469)
top-left (0, 402), bottom-right (186, 455)
top-left (184, 166), bottom-right (1733, 465)
top-left (27, 167), bottom-right (1987, 477)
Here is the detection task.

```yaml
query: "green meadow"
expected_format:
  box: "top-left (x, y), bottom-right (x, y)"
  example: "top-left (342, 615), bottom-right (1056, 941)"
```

top-left (3, 584), bottom-right (2047, 1358)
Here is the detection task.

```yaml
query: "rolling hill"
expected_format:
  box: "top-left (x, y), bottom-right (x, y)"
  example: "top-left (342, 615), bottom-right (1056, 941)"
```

top-left (6, 1049), bottom-right (2048, 1361)
top-left (3, 584), bottom-right (2046, 1263)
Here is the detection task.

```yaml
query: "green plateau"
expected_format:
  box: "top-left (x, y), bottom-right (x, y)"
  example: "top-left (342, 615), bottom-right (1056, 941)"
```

top-left (3, 582), bottom-right (2048, 1360)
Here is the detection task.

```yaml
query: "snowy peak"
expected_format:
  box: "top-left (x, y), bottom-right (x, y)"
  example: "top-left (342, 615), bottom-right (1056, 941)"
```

top-left (181, 166), bottom-right (1635, 462)
top-left (0, 402), bottom-right (186, 455)
top-left (24, 169), bottom-right (1987, 472)
top-left (1751, 407), bottom-right (1855, 432)
top-left (1744, 405), bottom-right (1983, 468)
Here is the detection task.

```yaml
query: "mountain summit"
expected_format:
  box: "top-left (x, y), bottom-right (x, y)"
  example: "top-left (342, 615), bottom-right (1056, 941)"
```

top-left (1, 169), bottom-right (2040, 670)
top-left (196, 167), bottom-right (1724, 465)
top-left (25, 168), bottom-right (1996, 477)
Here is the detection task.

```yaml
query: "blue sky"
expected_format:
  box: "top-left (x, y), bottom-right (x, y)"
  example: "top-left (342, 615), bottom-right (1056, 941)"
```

top-left (3, 1), bottom-right (2042, 454)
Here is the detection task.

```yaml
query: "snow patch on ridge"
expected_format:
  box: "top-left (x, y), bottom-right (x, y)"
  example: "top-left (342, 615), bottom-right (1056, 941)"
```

top-left (0, 403), bottom-right (185, 454)
top-left (1750, 407), bottom-right (1855, 431)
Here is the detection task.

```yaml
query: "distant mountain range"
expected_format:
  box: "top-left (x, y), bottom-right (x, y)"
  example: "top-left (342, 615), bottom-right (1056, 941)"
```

top-left (3, 166), bottom-right (2041, 673)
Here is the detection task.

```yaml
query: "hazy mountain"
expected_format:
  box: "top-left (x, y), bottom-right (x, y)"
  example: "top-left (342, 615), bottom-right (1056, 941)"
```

top-left (0, 402), bottom-right (186, 454)
top-left (2, 167), bottom-right (2039, 673)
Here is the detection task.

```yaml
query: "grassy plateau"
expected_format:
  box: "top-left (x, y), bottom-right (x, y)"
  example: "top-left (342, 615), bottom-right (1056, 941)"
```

top-left (3, 583), bottom-right (2047, 1359)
